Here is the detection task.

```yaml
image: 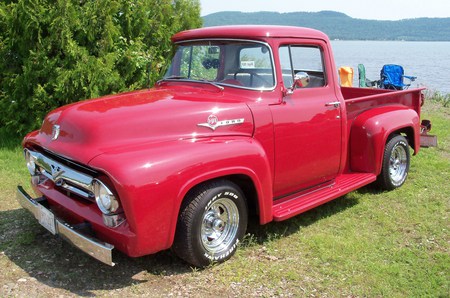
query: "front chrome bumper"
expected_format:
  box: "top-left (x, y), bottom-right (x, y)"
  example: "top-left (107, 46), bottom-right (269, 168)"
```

top-left (16, 186), bottom-right (115, 266)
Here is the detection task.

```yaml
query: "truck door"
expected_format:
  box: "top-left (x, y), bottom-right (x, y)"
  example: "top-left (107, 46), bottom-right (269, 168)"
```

top-left (271, 44), bottom-right (342, 198)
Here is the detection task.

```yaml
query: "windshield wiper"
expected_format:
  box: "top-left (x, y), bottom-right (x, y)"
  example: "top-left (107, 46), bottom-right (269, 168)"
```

top-left (157, 76), bottom-right (189, 86)
top-left (198, 79), bottom-right (224, 91)
top-left (158, 77), bottom-right (224, 91)
top-left (160, 76), bottom-right (188, 81)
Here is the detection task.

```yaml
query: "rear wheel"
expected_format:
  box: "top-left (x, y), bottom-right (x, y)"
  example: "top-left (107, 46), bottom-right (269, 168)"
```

top-left (377, 135), bottom-right (410, 190)
top-left (173, 180), bottom-right (248, 267)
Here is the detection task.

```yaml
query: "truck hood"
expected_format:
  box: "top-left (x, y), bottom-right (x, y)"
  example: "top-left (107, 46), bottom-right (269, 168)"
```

top-left (28, 85), bottom-right (254, 164)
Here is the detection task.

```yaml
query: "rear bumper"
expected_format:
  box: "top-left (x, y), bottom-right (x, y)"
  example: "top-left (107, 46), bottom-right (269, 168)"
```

top-left (16, 186), bottom-right (115, 266)
top-left (420, 119), bottom-right (438, 148)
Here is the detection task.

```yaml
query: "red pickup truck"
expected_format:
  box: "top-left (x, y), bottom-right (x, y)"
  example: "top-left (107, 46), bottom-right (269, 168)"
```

top-left (18, 25), bottom-right (427, 267)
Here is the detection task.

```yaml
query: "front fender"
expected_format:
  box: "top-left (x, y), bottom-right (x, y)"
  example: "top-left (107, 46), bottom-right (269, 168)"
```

top-left (88, 136), bottom-right (272, 256)
top-left (350, 106), bottom-right (420, 175)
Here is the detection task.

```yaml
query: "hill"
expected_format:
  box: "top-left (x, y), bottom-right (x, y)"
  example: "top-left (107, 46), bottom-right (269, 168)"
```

top-left (203, 11), bottom-right (450, 41)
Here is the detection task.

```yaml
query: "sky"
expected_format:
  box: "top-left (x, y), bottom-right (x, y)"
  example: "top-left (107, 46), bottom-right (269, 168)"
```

top-left (200, 0), bottom-right (450, 20)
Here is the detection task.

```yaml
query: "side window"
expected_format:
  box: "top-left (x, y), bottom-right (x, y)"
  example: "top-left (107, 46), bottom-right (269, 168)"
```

top-left (279, 45), bottom-right (326, 89)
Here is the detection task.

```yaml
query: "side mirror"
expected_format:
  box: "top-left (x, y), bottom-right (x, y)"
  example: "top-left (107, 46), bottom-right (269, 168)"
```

top-left (285, 72), bottom-right (310, 96)
top-left (292, 72), bottom-right (310, 88)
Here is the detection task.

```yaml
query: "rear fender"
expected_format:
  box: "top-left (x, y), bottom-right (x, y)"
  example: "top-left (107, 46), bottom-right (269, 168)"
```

top-left (350, 106), bottom-right (420, 175)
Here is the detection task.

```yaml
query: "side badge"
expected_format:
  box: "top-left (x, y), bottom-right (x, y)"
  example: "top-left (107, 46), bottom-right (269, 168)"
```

top-left (51, 125), bottom-right (60, 141)
top-left (198, 115), bottom-right (244, 131)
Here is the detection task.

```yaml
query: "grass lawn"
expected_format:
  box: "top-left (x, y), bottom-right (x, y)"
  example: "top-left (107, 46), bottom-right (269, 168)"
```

top-left (0, 97), bottom-right (448, 297)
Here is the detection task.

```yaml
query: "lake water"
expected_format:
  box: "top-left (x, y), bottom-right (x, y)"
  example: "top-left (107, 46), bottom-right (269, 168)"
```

top-left (331, 41), bottom-right (450, 94)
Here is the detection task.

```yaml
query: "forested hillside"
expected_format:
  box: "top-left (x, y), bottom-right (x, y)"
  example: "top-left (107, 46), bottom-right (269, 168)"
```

top-left (203, 11), bottom-right (450, 41)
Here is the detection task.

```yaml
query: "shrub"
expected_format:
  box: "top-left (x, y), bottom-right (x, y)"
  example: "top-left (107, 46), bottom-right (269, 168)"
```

top-left (0, 0), bottom-right (202, 138)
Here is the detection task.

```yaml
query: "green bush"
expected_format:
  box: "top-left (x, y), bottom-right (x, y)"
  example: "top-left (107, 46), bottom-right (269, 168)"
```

top-left (0, 0), bottom-right (201, 138)
top-left (427, 91), bottom-right (450, 107)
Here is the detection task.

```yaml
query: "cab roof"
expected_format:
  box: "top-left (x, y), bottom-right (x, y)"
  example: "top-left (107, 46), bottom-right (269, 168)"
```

top-left (171, 25), bottom-right (330, 43)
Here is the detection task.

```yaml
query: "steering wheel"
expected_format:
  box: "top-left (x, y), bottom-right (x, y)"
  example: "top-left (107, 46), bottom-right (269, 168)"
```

top-left (233, 70), bottom-right (271, 87)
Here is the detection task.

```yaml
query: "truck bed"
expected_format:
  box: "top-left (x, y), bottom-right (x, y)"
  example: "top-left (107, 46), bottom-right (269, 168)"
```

top-left (341, 86), bottom-right (425, 123)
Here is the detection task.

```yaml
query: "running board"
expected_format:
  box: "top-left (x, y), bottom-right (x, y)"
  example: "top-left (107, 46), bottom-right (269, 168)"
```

top-left (272, 173), bottom-right (376, 221)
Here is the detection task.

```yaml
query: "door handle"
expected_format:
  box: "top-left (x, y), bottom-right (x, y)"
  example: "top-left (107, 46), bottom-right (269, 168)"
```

top-left (325, 101), bottom-right (341, 108)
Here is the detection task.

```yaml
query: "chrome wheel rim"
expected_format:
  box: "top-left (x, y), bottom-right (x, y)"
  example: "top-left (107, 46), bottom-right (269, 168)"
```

top-left (389, 143), bottom-right (408, 185)
top-left (201, 198), bottom-right (239, 254)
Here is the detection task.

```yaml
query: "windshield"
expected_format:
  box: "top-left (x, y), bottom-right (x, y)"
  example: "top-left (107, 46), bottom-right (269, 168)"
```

top-left (164, 40), bottom-right (275, 90)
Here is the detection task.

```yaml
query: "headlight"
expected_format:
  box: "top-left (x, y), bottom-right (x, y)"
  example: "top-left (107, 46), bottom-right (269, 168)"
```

top-left (93, 179), bottom-right (119, 215)
top-left (24, 149), bottom-right (37, 175)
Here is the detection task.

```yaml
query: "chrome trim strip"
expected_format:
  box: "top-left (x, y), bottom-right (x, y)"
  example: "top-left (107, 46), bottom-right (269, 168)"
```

top-left (41, 148), bottom-right (97, 175)
top-left (60, 182), bottom-right (91, 198)
top-left (26, 149), bottom-right (94, 199)
top-left (16, 186), bottom-right (115, 266)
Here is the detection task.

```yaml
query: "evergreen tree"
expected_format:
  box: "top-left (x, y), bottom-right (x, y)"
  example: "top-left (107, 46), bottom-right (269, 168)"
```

top-left (0, 0), bottom-right (202, 137)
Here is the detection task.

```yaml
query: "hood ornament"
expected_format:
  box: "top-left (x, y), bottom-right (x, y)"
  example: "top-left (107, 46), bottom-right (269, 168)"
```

top-left (198, 115), bottom-right (244, 131)
top-left (51, 125), bottom-right (60, 141)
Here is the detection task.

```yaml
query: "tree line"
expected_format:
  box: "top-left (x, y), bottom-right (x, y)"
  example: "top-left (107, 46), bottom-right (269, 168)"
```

top-left (203, 11), bottom-right (450, 41)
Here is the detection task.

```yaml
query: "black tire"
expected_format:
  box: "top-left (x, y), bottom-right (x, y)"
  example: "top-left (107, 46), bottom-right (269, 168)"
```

top-left (172, 180), bottom-right (248, 267)
top-left (377, 135), bottom-right (410, 190)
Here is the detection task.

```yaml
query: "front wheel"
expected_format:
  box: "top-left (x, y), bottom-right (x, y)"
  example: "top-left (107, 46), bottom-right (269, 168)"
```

top-left (377, 135), bottom-right (410, 190)
top-left (173, 180), bottom-right (248, 267)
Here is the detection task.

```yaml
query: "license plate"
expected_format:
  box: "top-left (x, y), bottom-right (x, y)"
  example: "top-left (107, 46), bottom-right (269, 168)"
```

top-left (38, 204), bottom-right (56, 235)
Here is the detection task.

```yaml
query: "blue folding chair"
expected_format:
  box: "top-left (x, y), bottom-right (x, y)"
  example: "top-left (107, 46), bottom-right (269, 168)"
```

top-left (379, 64), bottom-right (416, 90)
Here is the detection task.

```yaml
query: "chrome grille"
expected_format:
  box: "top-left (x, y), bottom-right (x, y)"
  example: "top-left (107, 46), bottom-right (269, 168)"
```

top-left (26, 149), bottom-right (95, 200)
